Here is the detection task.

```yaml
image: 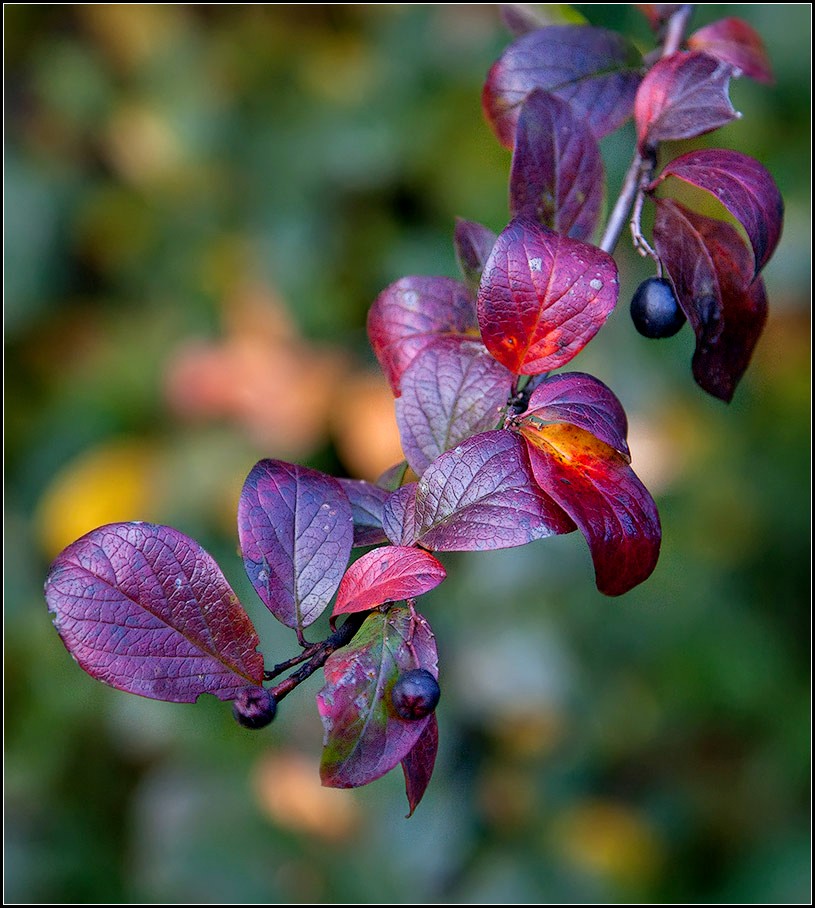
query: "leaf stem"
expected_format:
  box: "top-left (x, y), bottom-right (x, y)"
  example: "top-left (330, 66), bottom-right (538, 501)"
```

top-left (598, 4), bottom-right (694, 256)
top-left (267, 611), bottom-right (368, 702)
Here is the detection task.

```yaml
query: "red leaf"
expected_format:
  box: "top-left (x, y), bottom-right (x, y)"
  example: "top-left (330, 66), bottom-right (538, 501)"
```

top-left (520, 425), bottom-right (661, 596)
top-left (368, 276), bottom-right (478, 395)
top-left (483, 25), bottom-right (642, 147)
top-left (45, 522), bottom-right (264, 702)
top-left (517, 371), bottom-right (630, 460)
top-left (477, 217), bottom-right (618, 375)
top-left (509, 89), bottom-right (605, 242)
top-left (402, 713), bottom-right (439, 817)
top-left (332, 546), bottom-right (446, 617)
top-left (653, 198), bottom-right (768, 402)
top-left (454, 219), bottom-right (498, 295)
top-left (414, 430), bottom-right (574, 551)
top-left (688, 17), bottom-right (773, 84)
top-left (652, 148), bottom-right (783, 275)
top-left (395, 337), bottom-right (513, 476)
top-left (317, 605), bottom-right (438, 788)
top-left (635, 51), bottom-right (739, 152)
top-left (382, 483), bottom-right (419, 548)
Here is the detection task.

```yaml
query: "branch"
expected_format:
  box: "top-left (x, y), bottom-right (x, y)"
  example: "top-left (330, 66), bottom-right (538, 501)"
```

top-left (599, 4), bottom-right (694, 255)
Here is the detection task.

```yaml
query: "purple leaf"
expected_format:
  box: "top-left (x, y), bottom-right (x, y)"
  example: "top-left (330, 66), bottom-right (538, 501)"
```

top-left (395, 337), bottom-right (514, 476)
top-left (382, 483), bottom-right (419, 547)
top-left (318, 605), bottom-right (438, 788)
top-left (454, 218), bottom-right (498, 294)
top-left (499, 4), bottom-right (554, 37)
top-left (653, 198), bottom-right (768, 402)
top-left (635, 51), bottom-right (739, 152)
top-left (337, 478), bottom-right (390, 547)
top-left (520, 425), bottom-right (661, 596)
top-left (509, 89), bottom-right (605, 242)
top-left (483, 25), bottom-right (642, 147)
top-left (688, 17), bottom-right (774, 84)
top-left (414, 429), bottom-right (574, 551)
top-left (477, 217), bottom-right (619, 375)
top-left (517, 371), bottom-right (630, 460)
top-left (333, 546), bottom-right (446, 617)
top-left (367, 276), bottom-right (478, 395)
top-left (238, 460), bottom-right (353, 635)
top-left (45, 522), bottom-right (264, 702)
top-left (652, 148), bottom-right (783, 276)
top-left (402, 713), bottom-right (439, 817)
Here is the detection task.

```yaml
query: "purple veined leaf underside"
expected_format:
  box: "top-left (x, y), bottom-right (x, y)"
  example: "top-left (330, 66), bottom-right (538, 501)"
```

top-left (413, 429), bottom-right (575, 551)
top-left (337, 478), bottom-right (390, 547)
top-left (483, 24), bottom-right (642, 147)
top-left (652, 198), bottom-right (768, 402)
top-left (509, 88), bottom-right (605, 242)
top-left (237, 459), bottom-right (353, 637)
top-left (45, 522), bottom-right (265, 702)
top-left (382, 483), bottom-right (419, 547)
top-left (477, 216), bottom-right (618, 375)
top-left (634, 50), bottom-right (739, 152)
top-left (652, 148), bottom-right (783, 276)
top-left (395, 337), bottom-right (514, 477)
top-left (317, 604), bottom-right (438, 795)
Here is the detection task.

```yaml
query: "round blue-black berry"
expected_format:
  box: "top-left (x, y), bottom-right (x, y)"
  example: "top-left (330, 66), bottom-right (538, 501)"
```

top-left (232, 686), bottom-right (277, 729)
top-left (391, 669), bottom-right (440, 721)
top-left (630, 277), bottom-right (686, 338)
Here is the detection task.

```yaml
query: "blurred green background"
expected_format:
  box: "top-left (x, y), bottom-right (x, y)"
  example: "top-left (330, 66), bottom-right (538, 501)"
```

top-left (4, 4), bottom-right (810, 903)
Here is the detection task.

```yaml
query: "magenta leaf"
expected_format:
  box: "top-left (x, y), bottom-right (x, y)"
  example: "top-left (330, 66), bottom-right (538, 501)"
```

top-left (652, 149), bottom-right (783, 276)
top-left (483, 25), bottom-right (642, 147)
top-left (477, 216), bottom-right (618, 375)
top-left (395, 337), bottom-right (514, 476)
top-left (402, 712), bottom-right (439, 817)
top-left (509, 89), bottom-right (605, 242)
top-left (635, 51), bottom-right (739, 152)
top-left (520, 425), bottom-right (661, 596)
top-left (337, 478), bottom-right (390, 547)
top-left (653, 198), bottom-right (768, 402)
top-left (238, 460), bottom-right (353, 635)
top-left (45, 522), bottom-right (264, 702)
top-left (517, 371), bottom-right (630, 460)
top-left (414, 429), bottom-right (574, 551)
top-left (318, 605), bottom-right (438, 788)
top-left (454, 218), bottom-right (498, 295)
top-left (382, 483), bottom-right (419, 547)
top-left (333, 546), bottom-right (446, 617)
top-left (688, 17), bottom-right (774, 84)
top-left (367, 276), bottom-right (478, 395)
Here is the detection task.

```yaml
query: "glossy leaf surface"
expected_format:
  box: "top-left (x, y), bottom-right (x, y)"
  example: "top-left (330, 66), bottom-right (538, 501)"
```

top-left (367, 276), bottom-right (478, 395)
top-left (396, 337), bottom-right (513, 476)
top-left (318, 605), bottom-right (438, 788)
top-left (509, 89), bottom-right (604, 241)
top-left (688, 17), bottom-right (773, 84)
top-left (454, 218), bottom-right (498, 295)
top-left (477, 217), bottom-right (618, 375)
top-left (45, 522), bottom-right (264, 702)
top-left (402, 713), bottom-right (439, 817)
top-left (653, 198), bottom-right (768, 401)
top-left (520, 424), bottom-right (661, 596)
top-left (483, 25), bottom-right (642, 147)
top-left (635, 51), bottom-right (738, 151)
top-left (653, 148), bottom-right (783, 275)
top-left (333, 546), bottom-right (446, 617)
top-left (518, 371), bottom-right (630, 459)
top-left (337, 478), bottom-right (390, 547)
top-left (414, 429), bottom-right (574, 551)
top-left (382, 483), bottom-right (419, 548)
top-left (238, 460), bottom-right (353, 633)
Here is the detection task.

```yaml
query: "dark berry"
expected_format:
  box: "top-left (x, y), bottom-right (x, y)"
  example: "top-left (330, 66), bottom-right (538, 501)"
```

top-left (630, 277), bottom-right (687, 338)
top-left (391, 669), bottom-right (440, 721)
top-left (232, 686), bottom-right (277, 729)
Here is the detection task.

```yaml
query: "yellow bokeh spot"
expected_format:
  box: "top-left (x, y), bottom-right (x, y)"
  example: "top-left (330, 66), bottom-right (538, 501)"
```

top-left (36, 439), bottom-right (159, 559)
